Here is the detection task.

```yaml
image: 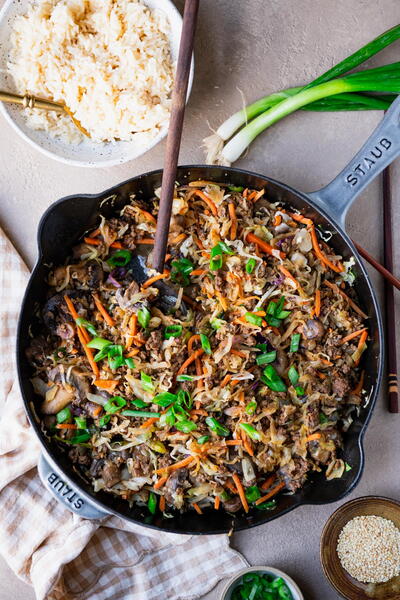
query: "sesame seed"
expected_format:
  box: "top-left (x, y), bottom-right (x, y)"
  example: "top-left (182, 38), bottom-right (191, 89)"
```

top-left (337, 515), bottom-right (400, 583)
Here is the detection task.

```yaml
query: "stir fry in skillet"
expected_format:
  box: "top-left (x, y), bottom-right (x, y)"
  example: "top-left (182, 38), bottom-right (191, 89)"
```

top-left (27, 182), bottom-right (368, 515)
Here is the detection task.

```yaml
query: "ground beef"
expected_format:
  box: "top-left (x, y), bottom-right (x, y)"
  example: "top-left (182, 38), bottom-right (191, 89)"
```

top-left (305, 403), bottom-right (320, 429)
top-left (68, 446), bottom-right (90, 466)
top-left (332, 374), bottom-right (350, 397)
top-left (129, 446), bottom-right (152, 477)
top-left (146, 330), bottom-right (164, 359)
top-left (279, 457), bottom-right (309, 492)
top-left (101, 460), bottom-right (121, 488)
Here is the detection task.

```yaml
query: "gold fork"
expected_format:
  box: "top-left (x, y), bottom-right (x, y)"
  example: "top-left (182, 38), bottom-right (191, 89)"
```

top-left (0, 90), bottom-right (90, 137)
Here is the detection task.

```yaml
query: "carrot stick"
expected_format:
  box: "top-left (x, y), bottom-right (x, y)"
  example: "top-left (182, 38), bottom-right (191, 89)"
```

top-left (229, 203), bottom-right (237, 240)
top-left (94, 379), bottom-right (119, 392)
top-left (56, 423), bottom-right (78, 429)
top-left (352, 370), bottom-right (365, 395)
top-left (215, 291), bottom-right (228, 311)
top-left (323, 281), bottom-right (368, 319)
top-left (220, 374), bottom-right (232, 387)
top-left (309, 226), bottom-right (344, 273)
top-left (255, 481), bottom-right (285, 505)
top-left (188, 334), bottom-right (201, 354)
top-left (194, 190), bottom-right (218, 216)
top-left (142, 272), bottom-right (169, 289)
top-left (246, 232), bottom-right (286, 259)
top-left (225, 480), bottom-right (238, 495)
top-left (224, 440), bottom-right (243, 446)
top-left (125, 348), bottom-right (140, 358)
top-left (93, 405), bottom-right (102, 417)
top-left (274, 214), bottom-right (282, 227)
top-left (192, 502), bottom-right (203, 515)
top-left (159, 495), bottom-right (166, 512)
top-left (214, 496), bottom-right (220, 510)
top-left (177, 348), bottom-right (205, 375)
top-left (278, 265), bottom-right (304, 294)
top-left (93, 293), bottom-right (115, 327)
top-left (243, 439), bottom-right (254, 456)
top-left (140, 417), bottom-right (159, 429)
top-left (354, 330), bottom-right (368, 366)
top-left (195, 356), bottom-right (203, 390)
top-left (83, 237), bottom-right (123, 249)
top-left (340, 328), bottom-right (368, 345)
top-left (261, 474), bottom-right (276, 491)
top-left (191, 269), bottom-right (206, 276)
top-left (232, 473), bottom-right (249, 513)
top-left (171, 233), bottom-right (187, 245)
top-left (314, 289), bottom-right (321, 317)
top-left (289, 213), bottom-right (313, 226)
top-left (88, 227), bottom-right (101, 238)
top-left (76, 327), bottom-right (100, 377)
top-left (137, 208), bottom-right (157, 225)
top-left (63, 295), bottom-right (90, 343)
top-left (154, 455), bottom-right (194, 475)
top-left (305, 432), bottom-right (322, 442)
top-left (230, 349), bottom-right (247, 359)
top-left (135, 238), bottom-right (155, 245)
top-left (154, 475), bottom-right (168, 490)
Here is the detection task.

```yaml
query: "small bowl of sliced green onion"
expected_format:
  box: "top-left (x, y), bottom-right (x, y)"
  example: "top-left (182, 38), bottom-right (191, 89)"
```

top-left (221, 566), bottom-right (304, 600)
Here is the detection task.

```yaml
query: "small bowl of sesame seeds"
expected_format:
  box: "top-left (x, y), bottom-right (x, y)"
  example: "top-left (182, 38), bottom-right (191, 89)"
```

top-left (320, 496), bottom-right (400, 600)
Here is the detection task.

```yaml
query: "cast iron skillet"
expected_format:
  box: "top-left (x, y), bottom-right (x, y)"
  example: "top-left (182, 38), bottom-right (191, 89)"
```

top-left (17, 99), bottom-right (400, 534)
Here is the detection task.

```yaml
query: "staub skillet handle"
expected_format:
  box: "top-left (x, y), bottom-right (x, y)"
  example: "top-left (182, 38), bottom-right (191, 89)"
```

top-left (309, 96), bottom-right (400, 228)
top-left (38, 453), bottom-right (108, 520)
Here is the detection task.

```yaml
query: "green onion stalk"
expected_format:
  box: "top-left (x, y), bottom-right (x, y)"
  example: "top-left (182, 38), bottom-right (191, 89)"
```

top-left (203, 24), bottom-right (400, 164)
top-left (217, 63), bottom-right (400, 165)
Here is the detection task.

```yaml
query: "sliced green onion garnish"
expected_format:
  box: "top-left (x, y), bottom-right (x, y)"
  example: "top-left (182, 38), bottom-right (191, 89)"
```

top-left (104, 395), bottom-right (127, 414)
top-left (210, 318), bottom-right (225, 330)
top-left (197, 435), bottom-right (210, 445)
top-left (266, 300), bottom-right (277, 315)
top-left (245, 258), bottom-right (257, 274)
top-left (153, 392), bottom-right (176, 407)
top-left (265, 314), bottom-right (282, 327)
top-left (107, 249), bottom-right (132, 267)
top-left (74, 416), bottom-right (87, 429)
top-left (255, 499), bottom-right (277, 511)
top-left (175, 420), bottom-right (197, 433)
top-left (98, 415), bottom-right (110, 427)
top-left (319, 412), bottom-right (328, 424)
top-left (218, 240), bottom-right (234, 255)
top-left (176, 389), bottom-right (193, 409)
top-left (56, 407), bottom-right (72, 424)
top-left (245, 485), bottom-right (261, 502)
top-left (345, 462), bottom-right (352, 472)
top-left (131, 398), bottom-right (148, 408)
top-left (137, 306), bottom-right (151, 328)
top-left (107, 345), bottom-right (125, 370)
top-left (245, 401), bottom-right (257, 415)
top-left (140, 371), bottom-right (154, 392)
top-left (165, 407), bottom-right (176, 427)
top-left (239, 422), bottom-right (261, 441)
top-left (200, 333), bottom-right (212, 354)
top-left (295, 385), bottom-right (305, 396)
top-left (176, 374), bottom-right (194, 382)
top-left (171, 258), bottom-right (194, 286)
top-left (87, 337), bottom-right (112, 350)
top-left (245, 312), bottom-right (263, 327)
top-left (261, 365), bottom-right (287, 392)
top-left (276, 310), bottom-right (291, 319)
top-left (256, 342), bottom-right (267, 352)
top-left (288, 365), bottom-right (299, 385)
top-left (164, 325), bottom-right (183, 339)
top-left (290, 333), bottom-right (301, 353)
top-left (124, 357), bottom-right (135, 369)
top-left (121, 410), bottom-right (160, 418)
top-left (228, 185), bottom-right (244, 192)
top-left (205, 416), bottom-right (230, 437)
top-left (256, 351), bottom-right (277, 365)
top-left (209, 253), bottom-right (223, 271)
top-left (75, 317), bottom-right (97, 336)
top-left (70, 432), bottom-right (91, 445)
top-left (148, 491), bottom-right (157, 514)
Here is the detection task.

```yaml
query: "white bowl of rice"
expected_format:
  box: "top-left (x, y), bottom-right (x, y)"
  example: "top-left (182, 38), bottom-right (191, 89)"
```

top-left (0, 0), bottom-right (193, 167)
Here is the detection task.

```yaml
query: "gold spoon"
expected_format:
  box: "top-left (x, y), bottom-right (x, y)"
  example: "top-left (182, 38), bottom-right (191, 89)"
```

top-left (0, 90), bottom-right (90, 137)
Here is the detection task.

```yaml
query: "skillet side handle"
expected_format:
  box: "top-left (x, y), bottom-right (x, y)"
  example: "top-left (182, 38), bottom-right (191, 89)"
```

top-left (309, 96), bottom-right (400, 228)
top-left (38, 454), bottom-right (108, 520)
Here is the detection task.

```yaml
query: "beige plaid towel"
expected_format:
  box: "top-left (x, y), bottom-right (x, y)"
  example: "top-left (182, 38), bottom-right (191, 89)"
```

top-left (0, 227), bottom-right (246, 600)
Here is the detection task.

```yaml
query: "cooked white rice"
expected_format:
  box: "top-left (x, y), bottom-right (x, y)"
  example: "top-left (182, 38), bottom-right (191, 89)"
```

top-left (8, 0), bottom-right (174, 143)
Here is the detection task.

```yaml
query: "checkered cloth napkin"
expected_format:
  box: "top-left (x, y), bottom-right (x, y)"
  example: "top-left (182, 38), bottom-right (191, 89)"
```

top-left (0, 227), bottom-right (246, 600)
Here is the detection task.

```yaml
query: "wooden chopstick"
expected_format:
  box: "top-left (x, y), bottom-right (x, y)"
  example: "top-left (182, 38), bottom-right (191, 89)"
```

top-left (353, 241), bottom-right (400, 293)
top-left (152, 0), bottom-right (199, 273)
top-left (382, 166), bottom-right (399, 413)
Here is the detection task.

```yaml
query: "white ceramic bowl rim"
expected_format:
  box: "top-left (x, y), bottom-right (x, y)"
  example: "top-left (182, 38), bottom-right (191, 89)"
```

top-left (220, 566), bottom-right (305, 600)
top-left (0, 0), bottom-right (194, 167)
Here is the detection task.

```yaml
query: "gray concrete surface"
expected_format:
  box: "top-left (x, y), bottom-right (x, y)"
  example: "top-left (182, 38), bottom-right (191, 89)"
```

top-left (1, 1), bottom-right (400, 599)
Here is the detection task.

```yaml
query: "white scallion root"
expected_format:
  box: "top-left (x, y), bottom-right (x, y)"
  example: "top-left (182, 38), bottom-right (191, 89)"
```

top-left (202, 133), bottom-right (230, 166)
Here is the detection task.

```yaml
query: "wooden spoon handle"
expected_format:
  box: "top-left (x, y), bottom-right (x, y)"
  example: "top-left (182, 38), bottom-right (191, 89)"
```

top-left (152, 0), bottom-right (199, 272)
